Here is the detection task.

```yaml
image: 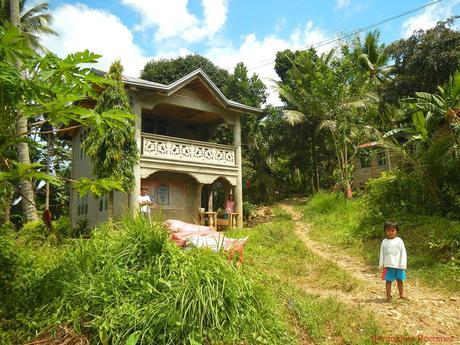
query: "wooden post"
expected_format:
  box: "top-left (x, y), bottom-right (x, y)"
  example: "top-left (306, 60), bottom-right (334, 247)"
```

top-left (233, 116), bottom-right (243, 227)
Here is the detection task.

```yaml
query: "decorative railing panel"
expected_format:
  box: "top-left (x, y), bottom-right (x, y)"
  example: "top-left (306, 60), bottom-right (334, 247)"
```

top-left (142, 134), bottom-right (235, 166)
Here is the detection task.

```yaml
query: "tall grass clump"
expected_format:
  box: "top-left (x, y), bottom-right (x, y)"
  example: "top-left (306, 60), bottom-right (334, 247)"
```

top-left (8, 216), bottom-right (287, 344)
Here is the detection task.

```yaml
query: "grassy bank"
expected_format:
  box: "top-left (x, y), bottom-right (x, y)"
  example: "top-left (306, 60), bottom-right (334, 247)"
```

top-left (296, 193), bottom-right (460, 294)
top-left (0, 217), bottom-right (290, 345)
top-left (229, 210), bottom-right (386, 344)
top-left (2, 208), bottom-right (422, 344)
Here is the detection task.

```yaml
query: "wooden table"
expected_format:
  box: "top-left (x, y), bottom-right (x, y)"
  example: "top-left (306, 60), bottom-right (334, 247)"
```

top-left (198, 211), bottom-right (217, 230)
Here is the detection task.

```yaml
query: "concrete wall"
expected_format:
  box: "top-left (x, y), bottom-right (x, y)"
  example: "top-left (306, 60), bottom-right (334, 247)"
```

top-left (353, 158), bottom-right (389, 188)
top-left (352, 149), bottom-right (401, 188)
top-left (141, 171), bottom-right (199, 223)
top-left (70, 127), bottom-right (128, 228)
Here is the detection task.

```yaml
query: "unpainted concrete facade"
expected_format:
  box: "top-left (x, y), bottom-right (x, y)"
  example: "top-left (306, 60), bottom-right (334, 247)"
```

top-left (70, 69), bottom-right (262, 228)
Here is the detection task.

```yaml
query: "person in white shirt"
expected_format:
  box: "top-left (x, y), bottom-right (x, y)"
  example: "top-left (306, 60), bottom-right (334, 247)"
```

top-left (139, 186), bottom-right (153, 220)
top-left (379, 221), bottom-right (408, 301)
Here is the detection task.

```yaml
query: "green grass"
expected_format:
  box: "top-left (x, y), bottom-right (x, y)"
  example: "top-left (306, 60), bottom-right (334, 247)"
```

top-left (2, 206), bottom-right (428, 344)
top-left (231, 209), bottom-right (361, 293)
top-left (296, 192), bottom-right (460, 294)
top-left (1, 217), bottom-right (291, 345)
top-left (228, 211), bottom-right (387, 344)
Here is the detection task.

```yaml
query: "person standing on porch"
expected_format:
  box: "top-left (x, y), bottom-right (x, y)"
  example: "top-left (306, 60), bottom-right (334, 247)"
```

top-left (139, 186), bottom-right (153, 220)
top-left (224, 194), bottom-right (235, 219)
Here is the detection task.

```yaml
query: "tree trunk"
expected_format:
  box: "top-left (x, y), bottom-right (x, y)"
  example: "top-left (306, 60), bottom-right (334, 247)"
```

top-left (2, 189), bottom-right (12, 224)
top-left (310, 131), bottom-right (320, 193)
top-left (11, 0), bottom-right (39, 222)
top-left (45, 134), bottom-right (51, 211)
top-left (312, 135), bottom-right (320, 192)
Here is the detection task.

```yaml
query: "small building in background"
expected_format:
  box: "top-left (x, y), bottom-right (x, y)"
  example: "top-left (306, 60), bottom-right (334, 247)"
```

top-left (352, 142), bottom-right (399, 188)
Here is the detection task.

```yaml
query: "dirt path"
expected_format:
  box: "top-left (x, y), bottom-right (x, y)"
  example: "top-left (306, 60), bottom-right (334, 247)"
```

top-left (278, 201), bottom-right (460, 344)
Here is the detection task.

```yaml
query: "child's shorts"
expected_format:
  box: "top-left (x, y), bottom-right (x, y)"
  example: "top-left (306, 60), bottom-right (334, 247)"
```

top-left (382, 267), bottom-right (406, 282)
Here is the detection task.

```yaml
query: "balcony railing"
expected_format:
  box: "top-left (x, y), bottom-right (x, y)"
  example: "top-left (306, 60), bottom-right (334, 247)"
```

top-left (141, 133), bottom-right (236, 167)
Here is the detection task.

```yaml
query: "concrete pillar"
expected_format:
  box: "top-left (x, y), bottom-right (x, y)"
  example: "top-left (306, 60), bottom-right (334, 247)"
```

top-left (129, 99), bottom-right (142, 216)
top-left (233, 116), bottom-right (243, 227)
top-left (196, 183), bottom-right (204, 222)
top-left (208, 184), bottom-right (213, 212)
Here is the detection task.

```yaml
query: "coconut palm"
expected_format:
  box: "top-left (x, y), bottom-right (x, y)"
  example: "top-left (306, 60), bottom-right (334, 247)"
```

top-left (2, 0), bottom-right (56, 221)
top-left (0, 0), bottom-right (56, 52)
top-left (354, 30), bottom-right (392, 83)
top-left (275, 49), bottom-right (335, 192)
top-left (6, 0), bottom-right (39, 221)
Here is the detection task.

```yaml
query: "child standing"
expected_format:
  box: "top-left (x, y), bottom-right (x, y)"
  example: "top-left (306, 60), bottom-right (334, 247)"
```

top-left (379, 221), bottom-right (407, 301)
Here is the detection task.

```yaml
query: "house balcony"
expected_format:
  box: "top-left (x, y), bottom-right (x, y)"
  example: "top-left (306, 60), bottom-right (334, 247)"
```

top-left (140, 133), bottom-right (238, 184)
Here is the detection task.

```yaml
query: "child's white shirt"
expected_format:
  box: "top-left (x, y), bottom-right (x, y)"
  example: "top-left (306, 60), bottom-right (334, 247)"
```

top-left (139, 195), bottom-right (151, 213)
top-left (379, 237), bottom-right (407, 269)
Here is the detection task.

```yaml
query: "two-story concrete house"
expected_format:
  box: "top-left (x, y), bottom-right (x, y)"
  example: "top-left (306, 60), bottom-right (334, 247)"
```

top-left (69, 69), bottom-right (262, 228)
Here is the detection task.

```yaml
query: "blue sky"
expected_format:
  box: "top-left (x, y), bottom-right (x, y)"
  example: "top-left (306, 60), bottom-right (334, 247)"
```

top-left (40, 0), bottom-right (459, 104)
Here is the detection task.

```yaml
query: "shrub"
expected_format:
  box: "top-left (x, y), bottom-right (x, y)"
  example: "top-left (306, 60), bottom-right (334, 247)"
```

top-left (243, 201), bottom-right (256, 220)
top-left (366, 170), bottom-right (426, 217)
top-left (10, 216), bottom-right (286, 344)
top-left (19, 220), bottom-right (48, 244)
top-left (0, 234), bottom-right (19, 307)
top-left (52, 216), bottom-right (71, 237)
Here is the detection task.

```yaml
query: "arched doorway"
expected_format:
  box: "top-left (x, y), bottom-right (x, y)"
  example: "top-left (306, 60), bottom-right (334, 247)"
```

top-left (141, 171), bottom-right (199, 223)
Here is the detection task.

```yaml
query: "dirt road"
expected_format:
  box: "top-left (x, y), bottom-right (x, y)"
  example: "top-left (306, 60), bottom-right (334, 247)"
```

top-left (278, 201), bottom-right (460, 344)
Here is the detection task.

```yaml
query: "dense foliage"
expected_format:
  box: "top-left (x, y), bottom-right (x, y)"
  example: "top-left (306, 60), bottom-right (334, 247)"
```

top-left (383, 19), bottom-right (460, 104)
top-left (141, 54), bottom-right (230, 90)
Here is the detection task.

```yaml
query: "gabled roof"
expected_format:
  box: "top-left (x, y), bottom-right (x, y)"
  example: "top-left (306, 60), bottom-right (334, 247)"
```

top-left (93, 68), bottom-right (263, 114)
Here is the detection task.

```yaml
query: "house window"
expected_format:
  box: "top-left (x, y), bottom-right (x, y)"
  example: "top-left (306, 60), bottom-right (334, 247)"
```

top-left (79, 128), bottom-right (90, 159)
top-left (377, 151), bottom-right (387, 167)
top-left (157, 184), bottom-right (170, 205)
top-left (77, 194), bottom-right (88, 216)
top-left (359, 155), bottom-right (371, 168)
top-left (99, 195), bottom-right (108, 212)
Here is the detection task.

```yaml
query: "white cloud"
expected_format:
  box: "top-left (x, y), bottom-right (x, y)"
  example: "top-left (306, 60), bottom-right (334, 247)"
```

top-left (41, 3), bottom-right (330, 106)
top-left (335, 0), bottom-right (351, 9)
top-left (402, 0), bottom-right (460, 38)
top-left (121, 0), bottom-right (228, 43)
top-left (41, 4), bottom-right (151, 77)
top-left (205, 21), bottom-right (330, 105)
top-left (275, 17), bottom-right (286, 33)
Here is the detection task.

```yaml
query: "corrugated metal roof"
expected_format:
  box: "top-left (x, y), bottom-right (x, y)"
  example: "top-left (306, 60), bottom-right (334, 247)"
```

top-left (92, 68), bottom-right (263, 114)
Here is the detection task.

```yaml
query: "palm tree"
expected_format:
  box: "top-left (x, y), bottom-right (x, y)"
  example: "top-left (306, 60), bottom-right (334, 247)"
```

top-left (7, 0), bottom-right (39, 221)
top-left (1, 0), bottom-right (56, 52)
top-left (353, 30), bottom-right (392, 83)
top-left (3, 0), bottom-right (56, 222)
top-left (275, 49), bottom-right (335, 192)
